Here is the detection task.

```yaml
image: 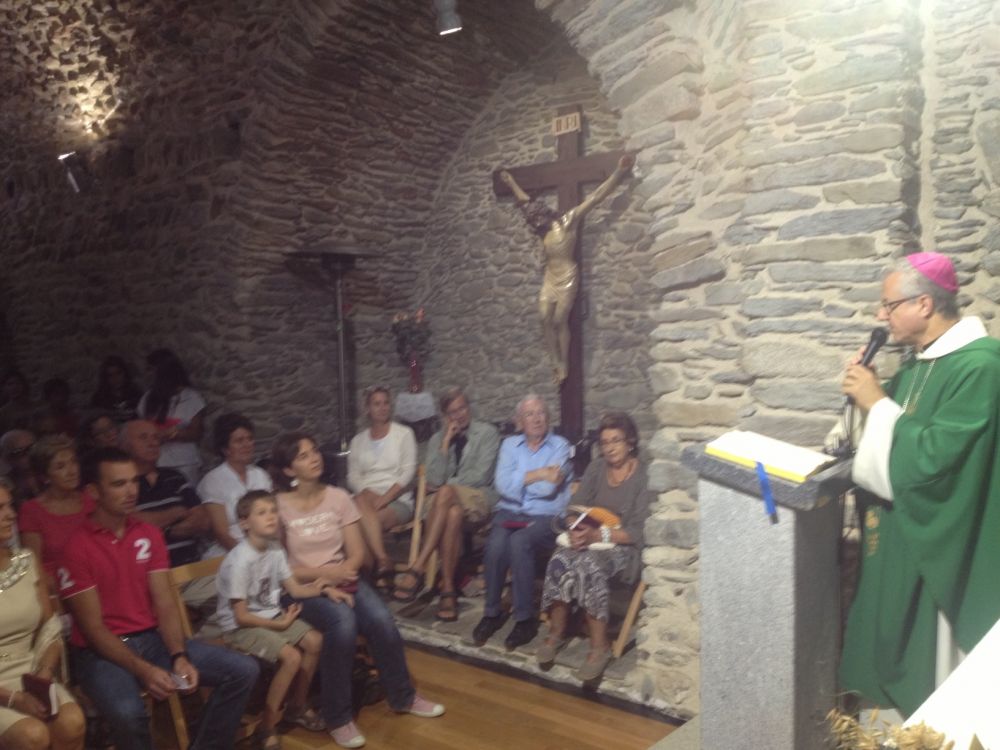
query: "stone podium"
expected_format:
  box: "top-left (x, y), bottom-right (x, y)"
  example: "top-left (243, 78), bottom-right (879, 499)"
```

top-left (680, 446), bottom-right (854, 750)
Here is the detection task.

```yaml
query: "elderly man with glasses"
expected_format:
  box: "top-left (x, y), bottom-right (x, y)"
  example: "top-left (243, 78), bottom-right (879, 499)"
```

top-left (839, 252), bottom-right (1000, 715)
top-left (472, 394), bottom-right (571, 651)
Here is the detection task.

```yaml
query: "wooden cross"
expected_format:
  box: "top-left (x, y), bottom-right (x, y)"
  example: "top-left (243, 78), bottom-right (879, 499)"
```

top-left (492, 105), bottom-right (625, 443)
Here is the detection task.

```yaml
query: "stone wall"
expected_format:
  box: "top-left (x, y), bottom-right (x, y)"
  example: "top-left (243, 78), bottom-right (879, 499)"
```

top-left (2, 0), bottom-right (1000, 724)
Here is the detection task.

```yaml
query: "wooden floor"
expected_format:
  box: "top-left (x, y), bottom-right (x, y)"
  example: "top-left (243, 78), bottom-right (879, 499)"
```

top-left (277, 647), bottom-right (676, 750)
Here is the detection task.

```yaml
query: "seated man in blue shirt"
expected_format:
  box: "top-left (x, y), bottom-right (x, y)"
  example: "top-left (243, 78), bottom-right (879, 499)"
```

top-left (473, 394), bottom-right (572, 651)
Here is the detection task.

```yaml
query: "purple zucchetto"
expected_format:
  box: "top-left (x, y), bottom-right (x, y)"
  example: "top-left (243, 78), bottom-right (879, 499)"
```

top-left (906, 252), bottom-right (958, 294)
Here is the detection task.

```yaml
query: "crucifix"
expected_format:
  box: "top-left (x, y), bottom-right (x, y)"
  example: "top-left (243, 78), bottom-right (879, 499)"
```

top-left (493, 105), bottom-right (632, 442)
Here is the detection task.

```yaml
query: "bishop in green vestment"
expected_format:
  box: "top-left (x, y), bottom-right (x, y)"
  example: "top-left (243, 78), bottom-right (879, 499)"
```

top-left (840, 253), bottom-right (1000, 715)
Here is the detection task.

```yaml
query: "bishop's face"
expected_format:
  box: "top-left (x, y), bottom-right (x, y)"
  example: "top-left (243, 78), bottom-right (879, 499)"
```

top-left (878, 272), bottom-right (928, 346)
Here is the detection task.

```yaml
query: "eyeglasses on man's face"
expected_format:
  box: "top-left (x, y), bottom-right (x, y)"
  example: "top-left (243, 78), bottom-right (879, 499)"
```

top-left (879, 295), bottom-right (920, 315)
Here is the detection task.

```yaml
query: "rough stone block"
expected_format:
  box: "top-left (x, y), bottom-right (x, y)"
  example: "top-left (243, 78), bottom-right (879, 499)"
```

top-left (649, 363), bottom-right (682, 393)
top-left (751, 156), bottom-right (885, 190)
top-left (751, 381), bottom-right (843, 411)
top-left (740, 297), bottom-right (822, 318)
top-left (742, 341), bottom-right (841, 378)
top-left (793, 100), bottom-right (846, 126)
top-left (794, 53), bottom-right (908, 96)
top-left (684, 384), bottom-right (712, 400)
top-left (648, 430), bottom-right (681, 461)
top-left (777, 206), bottom-right (908, 241)
top-left (983, 252), bottom-right (1000, 277)
top-left (654, 398), bottom-right (740, 428)
top-left (622, 81), bottom-right (701, 134)
top-left (822, 180), bottom-right (903, 204)
top-left (743, 188), bottom-right (820, 216)
top-left (652, 257), bottom-right (726, 291)
top-left (703, 283), bottom-right (743, 306)
top-left (651, 343), bottom-right (691, 362)
top-left (609, 49), bottom-right (703, 111)
top-left (741, 236), bottom-right (875, 265)
top-left (976, 118), bottom-right (1000, 184)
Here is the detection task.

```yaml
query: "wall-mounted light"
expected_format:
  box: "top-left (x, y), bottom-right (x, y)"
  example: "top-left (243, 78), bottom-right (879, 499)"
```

top-left (58, 151), bottom-right (91, 193)
top-left (434, 0), bottom-right (462, 35)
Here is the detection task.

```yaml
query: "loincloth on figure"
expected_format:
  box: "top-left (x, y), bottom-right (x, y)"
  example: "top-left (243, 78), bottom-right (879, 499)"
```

top-left (539, 266), bottom-right (578, 306)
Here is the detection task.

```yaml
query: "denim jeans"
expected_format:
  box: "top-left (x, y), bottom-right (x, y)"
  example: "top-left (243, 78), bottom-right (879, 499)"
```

top-left (483, 510), bottom-right (557, 622)
top-left (298, 580), bottom-right (414, 727)
top-left (73, 631), bottom-right (259, 750)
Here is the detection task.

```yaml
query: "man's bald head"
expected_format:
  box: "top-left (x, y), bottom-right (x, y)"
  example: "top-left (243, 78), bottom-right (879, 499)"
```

top-left (121, 419), bottom-right (161, 467)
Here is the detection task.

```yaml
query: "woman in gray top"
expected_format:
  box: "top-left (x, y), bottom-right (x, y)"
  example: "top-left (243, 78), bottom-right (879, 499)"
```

top-left (537, 411), bottom-right (651, 681)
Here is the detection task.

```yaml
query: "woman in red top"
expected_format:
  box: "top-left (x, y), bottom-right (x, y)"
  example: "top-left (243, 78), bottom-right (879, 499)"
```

top-left (18, 436), bottom-right (94, 586)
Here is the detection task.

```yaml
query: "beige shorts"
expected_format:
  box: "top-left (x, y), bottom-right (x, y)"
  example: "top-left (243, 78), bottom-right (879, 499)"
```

top-left (423, 484), bottom-right (491, 525)
top-left (221, 618), bottom-right (313, 663)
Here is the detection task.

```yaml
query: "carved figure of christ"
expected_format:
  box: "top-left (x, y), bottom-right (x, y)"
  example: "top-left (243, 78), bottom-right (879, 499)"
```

top-left (493, 106), bottom-right (632, 440)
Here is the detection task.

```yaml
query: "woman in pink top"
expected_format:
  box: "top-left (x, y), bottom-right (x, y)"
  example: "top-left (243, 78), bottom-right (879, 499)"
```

top-left (18, 436), bottom-right (94, 585)
top-left (272, 432), bottom-right (444, 749)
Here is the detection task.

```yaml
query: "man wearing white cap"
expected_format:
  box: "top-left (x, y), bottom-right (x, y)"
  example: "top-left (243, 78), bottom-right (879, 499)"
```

top-left (839, 252), bottom-right (1000, 714)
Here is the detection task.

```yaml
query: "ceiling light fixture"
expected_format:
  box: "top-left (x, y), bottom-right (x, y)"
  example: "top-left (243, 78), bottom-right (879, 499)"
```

top-left (434, 0), bottom-right (462, 35)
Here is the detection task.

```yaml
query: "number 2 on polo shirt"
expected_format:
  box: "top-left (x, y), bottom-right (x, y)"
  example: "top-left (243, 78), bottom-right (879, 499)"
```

top-left (134, 538), bottom-right (152, 562)
top-left (57, 567), bottom-right (75, 591)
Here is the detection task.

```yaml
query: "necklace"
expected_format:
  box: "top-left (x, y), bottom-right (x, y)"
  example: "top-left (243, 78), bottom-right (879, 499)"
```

top-left (607, 458), bottom-right (637, 487)
top-left (901, 359), bottom-right (936, 414)
top-left (0, 549), bottom-right (31, 594)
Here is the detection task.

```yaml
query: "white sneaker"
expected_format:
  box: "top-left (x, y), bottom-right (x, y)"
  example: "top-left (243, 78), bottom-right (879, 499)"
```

top-left (404, 694), bottom-right (445, 718)
top-left (329, 721), bottom-right (366, 748)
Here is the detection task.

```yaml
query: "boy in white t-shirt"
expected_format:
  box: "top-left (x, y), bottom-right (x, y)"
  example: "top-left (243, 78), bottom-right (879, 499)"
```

top-left (217, 490), bottom-right (351, 749)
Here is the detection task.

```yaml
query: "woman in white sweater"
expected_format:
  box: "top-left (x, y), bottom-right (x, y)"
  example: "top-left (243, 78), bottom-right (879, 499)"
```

top-left (347, 386), bottom-right (416, 593)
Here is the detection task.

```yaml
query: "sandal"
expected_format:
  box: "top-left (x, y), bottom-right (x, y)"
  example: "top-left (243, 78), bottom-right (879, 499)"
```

top-left (392, 568), bottom-right (424, 603)
top-left (436, 591), bottom-right (459, 622)
top-left (374, 565), bottom-right (395, 597)
top-left (284, 706), bottom-right (325, 732)
top-left (255, 729), bottom-right (282, 750)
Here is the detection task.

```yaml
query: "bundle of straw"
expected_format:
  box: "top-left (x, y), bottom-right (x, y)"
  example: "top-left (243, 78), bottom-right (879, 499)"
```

top-left (827, 708), bottom-right (955, 750)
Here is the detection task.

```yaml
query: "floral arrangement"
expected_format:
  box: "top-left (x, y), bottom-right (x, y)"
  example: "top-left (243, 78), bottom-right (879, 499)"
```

top-left (828, 709), bottom-right (955, 750)
top-left (391, 308), bottom-right (431, 365)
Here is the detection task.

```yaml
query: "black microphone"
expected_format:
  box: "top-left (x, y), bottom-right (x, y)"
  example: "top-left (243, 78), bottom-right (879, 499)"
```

top-left (844, 327), bottom-right (889, 407)
top-left (858, 327), bottom-right (889, 368)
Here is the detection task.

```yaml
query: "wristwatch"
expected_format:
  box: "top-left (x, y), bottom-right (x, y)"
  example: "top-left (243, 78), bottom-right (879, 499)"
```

top-left (600, 526), bottom-right (612, 544)
top-left (170, 651), bottom-right (189, 666)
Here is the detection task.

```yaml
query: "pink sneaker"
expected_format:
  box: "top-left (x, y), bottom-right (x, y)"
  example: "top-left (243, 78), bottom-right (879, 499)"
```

top-left (404, 694), bottom-right (445, 718)
top-left (329, 721), bottom-right (366, 748)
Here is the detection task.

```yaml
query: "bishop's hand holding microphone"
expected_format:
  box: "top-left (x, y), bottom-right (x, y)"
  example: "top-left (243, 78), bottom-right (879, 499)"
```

top-left (842, 327), bottom-right (889, 412)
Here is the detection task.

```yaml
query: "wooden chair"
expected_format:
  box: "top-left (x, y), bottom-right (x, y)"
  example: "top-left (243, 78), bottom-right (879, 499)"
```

top-left (612, 580), bottom-right (647, 658)
top-left (387, 466), bottom-right (440, 585)
top-left (166, 557), bottom-right (260, 747)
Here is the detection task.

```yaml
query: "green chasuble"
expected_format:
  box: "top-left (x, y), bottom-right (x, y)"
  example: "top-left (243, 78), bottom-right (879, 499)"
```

top-left (840, 331), bottom-right (1000, 715)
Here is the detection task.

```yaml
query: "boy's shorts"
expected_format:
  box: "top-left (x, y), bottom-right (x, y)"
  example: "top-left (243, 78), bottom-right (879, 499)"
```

top-left (221, 618), bottom-right (313, 662)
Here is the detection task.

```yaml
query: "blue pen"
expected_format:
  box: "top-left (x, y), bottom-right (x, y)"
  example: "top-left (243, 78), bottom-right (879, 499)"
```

top-left (755, 461), bottom-right (779, 525)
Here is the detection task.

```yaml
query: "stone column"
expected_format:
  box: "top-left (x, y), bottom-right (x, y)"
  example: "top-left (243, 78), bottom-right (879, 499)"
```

top-left (680, 447), bottom-right (853, 750)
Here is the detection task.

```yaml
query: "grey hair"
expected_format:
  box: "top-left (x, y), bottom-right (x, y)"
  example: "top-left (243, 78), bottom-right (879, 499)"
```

top-left (0, 430), bottom-right (32, 456)
top-left (890, 259), bottom-right (960, 319)
top-left (515, 393), bottom-right (548, 420)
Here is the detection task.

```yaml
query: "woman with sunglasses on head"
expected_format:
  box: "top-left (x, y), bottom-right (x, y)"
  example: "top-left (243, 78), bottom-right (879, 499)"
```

top-left (271, 432), bottom-right (443, 749)
top-left (536, 411), bottom-right (652, 682)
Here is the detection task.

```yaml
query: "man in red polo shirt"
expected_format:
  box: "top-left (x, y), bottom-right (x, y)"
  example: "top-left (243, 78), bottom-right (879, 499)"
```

top-left (58, 447), bottom-right (259, 750)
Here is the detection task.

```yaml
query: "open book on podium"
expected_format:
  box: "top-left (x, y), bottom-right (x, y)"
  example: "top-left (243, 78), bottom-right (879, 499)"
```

top-left (704, 430), bottom-right (836, 484)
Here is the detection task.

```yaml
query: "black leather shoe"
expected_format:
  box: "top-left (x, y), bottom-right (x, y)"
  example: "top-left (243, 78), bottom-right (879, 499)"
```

top-left (504, 618), bottom-right (539, 651)
top-left (473, 614), bottom-right (506, 646)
